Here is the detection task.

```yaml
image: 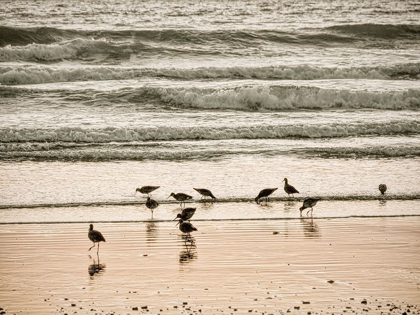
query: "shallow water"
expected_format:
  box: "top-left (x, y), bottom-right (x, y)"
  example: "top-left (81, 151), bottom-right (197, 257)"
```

top-left (0, 218), bottom-right (419, 314)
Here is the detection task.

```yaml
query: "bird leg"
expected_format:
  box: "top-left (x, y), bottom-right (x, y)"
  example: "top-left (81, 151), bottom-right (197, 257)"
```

top-left (88, 243), bottom-right (96, 251)
top-left (97, 243), bottom-right (100, 255)
top-left (307, 208), bottom-right (313, 216)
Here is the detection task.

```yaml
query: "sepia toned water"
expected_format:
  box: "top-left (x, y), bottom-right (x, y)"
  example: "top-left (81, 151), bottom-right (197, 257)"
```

top-left (1, 1), bottom-right (420, 313)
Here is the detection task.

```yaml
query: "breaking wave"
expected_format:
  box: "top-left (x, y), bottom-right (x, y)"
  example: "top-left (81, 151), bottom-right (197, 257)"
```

top-left (0, 120), bottom-right (418, 144)
top-left (1, 24), bottom-right (419, 63)
top-left (2, 24), bottom-right (419, 47)
top-left (1, 63), bottom-right (419, 85)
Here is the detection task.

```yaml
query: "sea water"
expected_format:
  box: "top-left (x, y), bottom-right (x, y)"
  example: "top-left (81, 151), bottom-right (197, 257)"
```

top-left (0, 0), bottom-right (419, 223)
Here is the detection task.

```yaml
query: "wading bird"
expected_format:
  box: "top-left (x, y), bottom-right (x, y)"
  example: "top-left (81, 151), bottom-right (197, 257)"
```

top-left (299, 198), bottom-right (321, 216)
top-left (178, 219), bottom-right (197, 236)
top-left (88, 224), bottom-right (106, 254)
top-left (379, 184), bottom-right (387, 195)
top-left (255, 188), bottom-right (278, 204)
top-left (283, 178), bottom-right (299, 197)
top-left (135, 186), bottom-right (160, 197)
top-left (175, 207), bottom-right (196, 221)
top-left (169, 192), bottom-right (192, 208)
top-left (146, 196), bottom-right (159, 218)
top-left (193, 188), bottom-right (216, 200)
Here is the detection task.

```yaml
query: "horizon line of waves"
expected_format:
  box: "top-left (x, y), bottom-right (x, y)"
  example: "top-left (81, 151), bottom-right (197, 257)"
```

top-left (1, 24), bottom-right (419, 48)
top-left (1, 195), bottom-right (420, 210)
top-left (1, 63), bottom-right (420, 85)
top-left (2, 214), bottom-right (420, 225)
top-left (1, 121), bottom-right (419, 144)
top-left (1, 144), bottom-right (420, 162)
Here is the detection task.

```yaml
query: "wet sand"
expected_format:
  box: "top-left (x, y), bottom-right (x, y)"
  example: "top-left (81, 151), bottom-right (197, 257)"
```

top-left (0, 216), bottom-right (419, 314)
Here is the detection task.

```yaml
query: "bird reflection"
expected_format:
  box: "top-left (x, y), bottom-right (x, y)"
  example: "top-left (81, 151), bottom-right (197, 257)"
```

top-left (300, 216), bottom-right (321, 238)
top-left (379, 199), bottom-right (387, 207)
top-left (146, 221), bottom-right (158, 243)
top-left (88, 254), bottom-right (106, 277)
top-left (283, 201), bottom-right (296, 212)
top-left (179, 236), bottom-right (197, 264)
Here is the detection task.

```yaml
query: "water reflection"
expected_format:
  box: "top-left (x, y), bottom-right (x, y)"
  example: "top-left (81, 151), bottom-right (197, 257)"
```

top-left (88, 254), bottom-right (106, 277)
top-left (146, 220), bottom-right (158, 244)
top-left (284, 201), bottom-right (297, 212)
top-left (300, 216), bottom-right (321, 238)
top-left (200, 201), bottom-right (215, 209)
top-left (179, 236), bottom-right (197, 264)
top-left (378, 199), bottom-right (387, 207)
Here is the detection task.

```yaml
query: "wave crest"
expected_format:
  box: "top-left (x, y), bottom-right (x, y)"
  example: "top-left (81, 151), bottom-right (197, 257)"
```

top-left (1, 121), bottom-right (418, 144)
top-left (1, 63), bottom-right (419, 85)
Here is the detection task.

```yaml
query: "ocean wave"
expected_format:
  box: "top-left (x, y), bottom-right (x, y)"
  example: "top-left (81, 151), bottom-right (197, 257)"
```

top-left (1, 24), bottom-right (419, 62)
top-left (0, 38), bottom-right (145, 62)
top-left (156, 86), bottom-right (420, 110)
top-left (299, 146), bottom-right (420, 159)
top-left (326, 23), bottom-right (420, 39)
top-left (1, 63), bottom-right (419, 85)
top-left (2, 24), bottom-right (419, 48)
top-left (0, 121), bottom-right (418, 144)
top-left (1, 82), bottom-right (419, 111)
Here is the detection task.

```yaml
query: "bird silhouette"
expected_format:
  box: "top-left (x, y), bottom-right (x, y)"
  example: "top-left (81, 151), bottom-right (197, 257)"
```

top-left (299, 198), bottom-right (320, 216)
top-left (283, 178), bottom-right (299, 197)
top-left (194, 188), bottom-right (216, 201)
top-left (88, 224), bottom-right (106, 254)
top-left (379, 184), bottom-right (387, 195)
top-left (146, 197), bottom-right (159, 218)
top-left (255, 188), bottom-right (278, 204)
top-left (136, 186), bottom-right (160, 196)
top-left (169, 192), bottom-right (193, 208)
top-left (175, 207), bottom-right (196, 221)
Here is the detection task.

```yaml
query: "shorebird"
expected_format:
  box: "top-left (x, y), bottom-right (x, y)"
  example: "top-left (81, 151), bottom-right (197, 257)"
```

top-left (169, 192), bottom-right (192, 208)
top-left (146, 196), bottom-right (159, 218)
top-left (135, 186), bottom-right (160, 197)
top-left (299, 198), bottom-right (321, 216)
top-left (193, 188), bottom-right (216, 200)
top-left (283, 178), bottom-right (299, 197)
top-left (175, 207), bottom-right (196, 221)
top-left (379, 184), bottom-right (387, 195)
top-left (255, 188), bottom-right (278, 204)
top-left (88, 224), bottom-right (106, 254)
top-left (178, 219), bottom-right (197, 236)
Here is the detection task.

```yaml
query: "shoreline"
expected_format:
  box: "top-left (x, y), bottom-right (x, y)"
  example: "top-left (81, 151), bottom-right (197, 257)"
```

top-left (1, 216), bottom-right (419, 314)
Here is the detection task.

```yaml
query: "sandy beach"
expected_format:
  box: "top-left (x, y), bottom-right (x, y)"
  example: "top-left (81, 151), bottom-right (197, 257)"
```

top-left (0, 215), bottom-right (419, 315)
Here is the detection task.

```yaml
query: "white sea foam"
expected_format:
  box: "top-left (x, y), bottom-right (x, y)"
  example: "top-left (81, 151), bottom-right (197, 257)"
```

top-left (1, 120), bottom-right (418, 144)
top-left (1, 63), bottom-right (419, 85)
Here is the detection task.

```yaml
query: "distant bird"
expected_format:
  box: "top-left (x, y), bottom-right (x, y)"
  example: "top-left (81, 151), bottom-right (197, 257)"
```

top-left (283, 178), bottom-right (299, 197)
top-left (255, 188), bottom-right (278, 204)
top-left (178, 219), bottom-right (197, 236)
top-left (169, 192), bottom-right (192, 208)
top-left (194, 188), bottom-right (216, 200)
top-left (379, 184), bottom-right (387, 195)
top-left (175, 207), bottom-right (196, 221)
top-left (136, 186), bottom-right (160, 196)
top-left (146, 197), bottom-right (159, 218)
top-left (300, 198), bottom-right (321, 216)
top-left (88, 224), bottom-right (106, 254)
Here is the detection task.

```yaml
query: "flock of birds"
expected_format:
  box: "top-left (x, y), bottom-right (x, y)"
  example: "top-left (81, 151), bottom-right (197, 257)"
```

top-left (87, 180), bottom-right (388, 254)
